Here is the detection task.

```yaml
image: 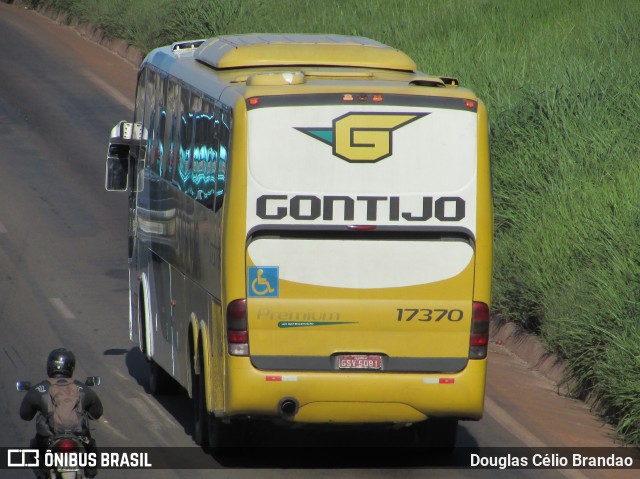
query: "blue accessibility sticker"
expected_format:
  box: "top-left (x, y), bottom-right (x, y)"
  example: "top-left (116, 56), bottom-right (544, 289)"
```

top-left (248, 266), bottom-right (279, 298)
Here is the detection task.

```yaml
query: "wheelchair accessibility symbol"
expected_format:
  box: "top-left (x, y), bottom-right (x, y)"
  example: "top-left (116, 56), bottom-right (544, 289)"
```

top-left (248, 266), bottom-right (279, 297)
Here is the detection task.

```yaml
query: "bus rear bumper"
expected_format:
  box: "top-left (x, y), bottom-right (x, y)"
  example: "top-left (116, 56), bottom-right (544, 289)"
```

top-left (223, 358), bottom-right (487, 424)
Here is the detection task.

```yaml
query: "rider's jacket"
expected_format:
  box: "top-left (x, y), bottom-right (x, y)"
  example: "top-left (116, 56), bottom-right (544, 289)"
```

top-left (19, 377), bottom-right (103, 437)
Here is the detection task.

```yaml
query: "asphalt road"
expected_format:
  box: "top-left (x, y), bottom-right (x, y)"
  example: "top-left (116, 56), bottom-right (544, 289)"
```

top-left (0, 3), bottom-right (633, 479)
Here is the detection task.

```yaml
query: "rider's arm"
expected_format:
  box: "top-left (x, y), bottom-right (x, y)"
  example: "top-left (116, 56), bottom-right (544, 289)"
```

top-left (82, 387), bottom-right (103, 420)
top-left (19, 388), bottom-right (42, 421)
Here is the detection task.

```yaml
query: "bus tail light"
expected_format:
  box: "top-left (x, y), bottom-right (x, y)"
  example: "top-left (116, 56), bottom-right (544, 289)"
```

top-left (227, 299), bottom-right (248, 356)
top-left (469, 302), bottom-right (490, 359)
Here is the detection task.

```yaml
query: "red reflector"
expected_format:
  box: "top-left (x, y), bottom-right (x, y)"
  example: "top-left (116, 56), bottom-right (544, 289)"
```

top-left (439, 378), bottom-right (455, 384)
top-left (465, 99), bottom-right (477, 109)
top-left (358, 94), bottom-right (368, 102)
top-left (342, 94), bottom-right (354, 102)
top-left (228, 330), bottom-right (248, 344)
top-left (248, 97), bottom-right (260, 106)
top-left (266, 375), bottom-right (282, 382)
top-left (347, 225), bottom-right (377, 231)
top-left (372, 94), bottom-right (383, 102)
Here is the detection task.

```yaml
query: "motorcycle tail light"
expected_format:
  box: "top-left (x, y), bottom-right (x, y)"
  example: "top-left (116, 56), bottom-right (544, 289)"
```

top-left (56, 438), bottom-right (76, 453)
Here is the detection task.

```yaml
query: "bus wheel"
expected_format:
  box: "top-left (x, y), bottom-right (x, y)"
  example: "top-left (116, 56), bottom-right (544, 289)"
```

top-left (193, 367), bottom-right (209, 446)
top-left (415, 418), bottom-right (458, 453)
top-left (207, 413), bottom-right (243, 450)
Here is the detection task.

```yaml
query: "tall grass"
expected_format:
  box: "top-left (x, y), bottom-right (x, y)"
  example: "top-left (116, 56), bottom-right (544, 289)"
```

top-left (23, 0), bottom-right (640, 444)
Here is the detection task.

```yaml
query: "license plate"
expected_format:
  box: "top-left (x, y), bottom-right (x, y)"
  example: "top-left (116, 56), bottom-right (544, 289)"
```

top-left (337, 354), bottom-right (382, 370)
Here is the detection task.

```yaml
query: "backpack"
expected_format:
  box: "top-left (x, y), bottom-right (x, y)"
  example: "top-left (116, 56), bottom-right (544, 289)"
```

top-left (47, 379), bottom-right (84, 434)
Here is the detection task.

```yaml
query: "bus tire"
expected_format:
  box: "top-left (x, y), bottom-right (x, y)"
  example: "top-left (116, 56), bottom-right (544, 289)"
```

top-left (415, 418), bottom-right (458, 453)
top-left (193, 369), bottom-right (207, 446)
top-left (207, 413), bottom-right (243, 450)
top-left (207, 414), bottom-right (225, 449)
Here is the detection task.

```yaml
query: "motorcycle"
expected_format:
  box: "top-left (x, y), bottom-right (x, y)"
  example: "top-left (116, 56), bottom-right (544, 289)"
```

top-left (17, 376), bottom-right (101, 479)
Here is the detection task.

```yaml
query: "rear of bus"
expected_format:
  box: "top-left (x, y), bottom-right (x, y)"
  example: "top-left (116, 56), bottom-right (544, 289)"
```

top-left (217, 38), bottom-right (492, 435)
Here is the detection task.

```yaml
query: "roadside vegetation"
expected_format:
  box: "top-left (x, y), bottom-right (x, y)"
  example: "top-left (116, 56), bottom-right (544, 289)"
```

top-left (19, 0), bottom-right (640, 445)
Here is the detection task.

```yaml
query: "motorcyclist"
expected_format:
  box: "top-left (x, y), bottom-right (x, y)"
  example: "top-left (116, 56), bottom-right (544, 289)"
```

top-left (20, 348), bottom-right (103, 478)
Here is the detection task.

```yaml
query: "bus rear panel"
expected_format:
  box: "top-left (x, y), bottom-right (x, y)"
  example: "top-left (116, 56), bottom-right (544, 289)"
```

top-left (227, 93), bottom-right (491, 423)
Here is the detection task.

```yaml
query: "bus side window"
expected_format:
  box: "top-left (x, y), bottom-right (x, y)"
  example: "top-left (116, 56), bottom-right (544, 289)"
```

top-left (215, 106), bottom-right (231, 213)
top-left (130, 69), bottom-right (148, 192)
top-left (175, 88), bottom-right (195, 194)
top-left (163, 80), bottom-right (180, 182)
top-left (144, 69), bottom-right (157, 176)
top-left (152, 75), bottom-right (167, 177)
top-left (191, 95), bottom-right (212, 206)
top-left (196, 100), bottom-right (217, 208)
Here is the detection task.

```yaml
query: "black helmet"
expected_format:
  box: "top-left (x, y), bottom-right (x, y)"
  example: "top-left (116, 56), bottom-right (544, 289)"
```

top-left (46, 348), bottom-right (76, 378)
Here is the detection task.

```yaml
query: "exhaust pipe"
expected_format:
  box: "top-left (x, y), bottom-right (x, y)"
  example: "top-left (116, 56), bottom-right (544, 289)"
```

top-left (278, 398), bottom-right (299, 417)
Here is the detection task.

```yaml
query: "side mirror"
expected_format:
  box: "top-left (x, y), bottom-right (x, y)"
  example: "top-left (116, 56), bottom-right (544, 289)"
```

top-left (17, 381), bottom-right (32, 391)
top-left (105, 121), bottom-right (147, 192)
top-left (85, 376), bottom-right (101, 387)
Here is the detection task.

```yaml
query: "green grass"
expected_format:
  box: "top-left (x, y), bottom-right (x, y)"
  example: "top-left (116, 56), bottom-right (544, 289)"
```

top-left (22, 0), bottom-right (640, 445)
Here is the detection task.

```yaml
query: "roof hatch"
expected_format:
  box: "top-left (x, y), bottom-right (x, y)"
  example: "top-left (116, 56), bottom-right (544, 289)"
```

top-left (194, 34), bottom-right (417, 72)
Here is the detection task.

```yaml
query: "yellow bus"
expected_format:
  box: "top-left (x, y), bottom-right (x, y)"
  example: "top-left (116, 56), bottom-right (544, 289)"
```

top-left (105, 34), bottom-right (493, 450)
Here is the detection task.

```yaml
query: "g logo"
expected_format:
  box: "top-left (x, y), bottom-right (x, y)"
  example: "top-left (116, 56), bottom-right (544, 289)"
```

top-left (297, 112), bottom-right (428, 163)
